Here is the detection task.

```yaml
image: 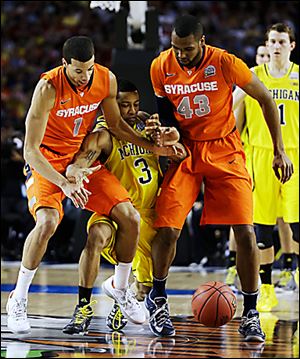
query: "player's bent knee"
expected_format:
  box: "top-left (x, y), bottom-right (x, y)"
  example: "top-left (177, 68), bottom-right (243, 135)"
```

top-left (232, 225), bottom-right (256, 249)
top-left (35, 209), bottom-right (60, 239)
top-left (158, 227), bottom-right (181, 244)
top-left (111, 202), bottom-right (140, 230)
top-left (88, 223), bottom-right (112, 249)
top-left (255, 224), bottom-right (274, 249)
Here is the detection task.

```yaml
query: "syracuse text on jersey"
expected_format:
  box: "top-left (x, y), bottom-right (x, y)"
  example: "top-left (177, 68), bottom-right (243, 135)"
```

top-left (164, 81), bottom-right (218, 95)
top-left (56, 102), bottom-right (101, 117)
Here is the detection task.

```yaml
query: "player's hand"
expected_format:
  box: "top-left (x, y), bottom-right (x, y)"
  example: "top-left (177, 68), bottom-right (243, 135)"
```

top-left (167, 142), bottom-right (188, 162)
top-left (272, 152), bottom-right (294, 184)
top-left (60, 180), bottom-right (92, 209)
top-left (136, 111), bottom-right (151, 122)
top-left (66, 164), bottom-right (101, 185)
top-left (145, 114), bottom-right (179, 146)
top-left (152, 144), bottom-right (181, 157)
top-left (152, 126), bottom-right (180, 146)
top-left (145, 114), bottom-right (161, 133)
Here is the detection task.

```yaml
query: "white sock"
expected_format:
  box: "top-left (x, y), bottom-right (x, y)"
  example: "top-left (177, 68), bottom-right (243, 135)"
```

top-left (13, 264), bottom-right (37, 300)
top-left (113, 262), bottom-right (132, 290)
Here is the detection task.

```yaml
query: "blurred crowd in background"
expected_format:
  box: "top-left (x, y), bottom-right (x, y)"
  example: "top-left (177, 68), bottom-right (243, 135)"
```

top-left (1, 1), bottom-right (298, 264)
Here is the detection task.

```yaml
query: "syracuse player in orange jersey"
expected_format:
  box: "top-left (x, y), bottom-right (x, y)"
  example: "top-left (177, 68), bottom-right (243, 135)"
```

top-left (6, 36), bottom-right (178, 335)
top-left (144, 15), bottom-right (293, 341)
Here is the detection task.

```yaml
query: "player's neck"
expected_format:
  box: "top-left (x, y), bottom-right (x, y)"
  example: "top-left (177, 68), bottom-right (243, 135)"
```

top-left (268, 59), bottom-right (291, 78)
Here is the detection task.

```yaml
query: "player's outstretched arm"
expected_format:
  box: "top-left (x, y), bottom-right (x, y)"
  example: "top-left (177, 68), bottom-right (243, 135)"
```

top-left (24, 79), bottom-right (91, 208)
top-left (66, 129), bottom-right (111, 184)
top-left (241, 73), bottom-right (294, 183)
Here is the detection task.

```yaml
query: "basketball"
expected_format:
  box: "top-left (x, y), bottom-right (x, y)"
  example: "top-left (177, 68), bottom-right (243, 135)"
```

top-left (191, 281), bottom-right (237, 327)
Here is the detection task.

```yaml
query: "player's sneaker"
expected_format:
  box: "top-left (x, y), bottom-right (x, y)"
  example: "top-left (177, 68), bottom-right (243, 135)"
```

top-left (275, 269), bottom-right (295, 291)
top-left (225, 265), bottom-right (237, 286)
top-left (239, 309), bottom-right (266, 342)
top-left (5, 342), bottom-right (31, 358)
top-left (257, 284), bottom-right (278, 312)
top-left (6, 291), bottom-right (30, 334)
top-left (102, 276), bottom-right (145, 324)
top-left (106, 302), bottom-right (128, 331)
top-left (145, 293), bottom-right (175, 337)
top-left (63, 300), bottom-right (96, 335)
top-left (259, 312), bottom-right (278, 343)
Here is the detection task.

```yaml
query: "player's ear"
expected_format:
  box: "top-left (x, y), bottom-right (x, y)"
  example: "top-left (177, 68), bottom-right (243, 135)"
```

top-left (200, 35), bottom-right (205, 46)
top-left (62, 58), bottom-right (67, 67)
top-left (290, 41), bottom-right (296, 51)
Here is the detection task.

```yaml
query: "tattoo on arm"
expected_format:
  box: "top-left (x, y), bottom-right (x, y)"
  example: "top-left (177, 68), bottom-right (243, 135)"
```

top-left (85, 150), bottom-right (97, 165)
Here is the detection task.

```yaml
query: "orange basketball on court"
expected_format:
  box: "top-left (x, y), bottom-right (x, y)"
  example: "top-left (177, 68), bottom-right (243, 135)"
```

top-left (191, 281), bottom-right (237, 327)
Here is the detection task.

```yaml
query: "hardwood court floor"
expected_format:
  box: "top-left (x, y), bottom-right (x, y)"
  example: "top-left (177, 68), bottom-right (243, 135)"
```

top-left (1, 263), bottom-right (299, 358)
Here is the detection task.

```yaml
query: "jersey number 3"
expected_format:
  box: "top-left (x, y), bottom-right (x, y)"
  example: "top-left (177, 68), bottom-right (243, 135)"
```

top-left (177, 95), bottom-right (211, 119)
top-left (134, 158), bottom-right (152, 184)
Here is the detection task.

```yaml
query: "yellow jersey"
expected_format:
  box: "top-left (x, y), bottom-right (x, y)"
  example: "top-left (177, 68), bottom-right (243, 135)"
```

top-left (95, 117), bottom-right (162, 210)
top-left (245, 62), bottom-right (299, 149)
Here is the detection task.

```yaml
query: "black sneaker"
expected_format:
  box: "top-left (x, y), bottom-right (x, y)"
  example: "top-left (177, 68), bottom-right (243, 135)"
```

top-left (144, 293), bottom-right (175, 337)
top-left (106, 302), bottom-right (128, 331)
top-left (63, 300), bottom-right (96, 335)
top-left (239, 309), bottom-right (266, 342)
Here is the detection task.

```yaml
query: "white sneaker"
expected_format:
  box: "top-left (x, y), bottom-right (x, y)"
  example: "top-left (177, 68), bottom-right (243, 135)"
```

top-left (6, 342), bottom-right (31, 358)
top-left (6, 291), bottom-right (30, 333)
top-left (102, 276), bottom-right (146, 324)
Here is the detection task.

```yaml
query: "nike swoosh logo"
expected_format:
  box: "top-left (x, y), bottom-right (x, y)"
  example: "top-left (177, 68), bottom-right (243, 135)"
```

top-left (166, 73), bottom-right (175, 77)
top-left (228, 159), bottom-right (235, 164)
top-left (60, 98), bottom-right (71, 105)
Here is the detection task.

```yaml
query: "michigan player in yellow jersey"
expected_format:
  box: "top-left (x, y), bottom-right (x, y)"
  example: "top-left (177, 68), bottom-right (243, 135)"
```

top-left (62, 79), bottom-right (186, 334)
top-left (225, 44), bottom-right (271, 292)
top-left (233, 23), bottom-right (299, 312)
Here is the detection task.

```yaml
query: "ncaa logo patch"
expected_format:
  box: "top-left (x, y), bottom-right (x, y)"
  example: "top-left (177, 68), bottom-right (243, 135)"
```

top-left (204, 65), bottom-right (216, 78)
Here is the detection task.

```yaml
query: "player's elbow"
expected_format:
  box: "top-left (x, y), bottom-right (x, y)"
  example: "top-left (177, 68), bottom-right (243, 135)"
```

top-left (23, 146), bottom-right (33, 163)
top-left (23, 143), bottom-right (38, 164)
top-left (107, 122), bottom-right (123, 137)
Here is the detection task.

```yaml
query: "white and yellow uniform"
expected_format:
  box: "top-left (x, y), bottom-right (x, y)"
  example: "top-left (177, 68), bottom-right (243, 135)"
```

top-left (244, 62), bottom-right (299, 224)
top-left (87, 117), bottom-right (162, 286)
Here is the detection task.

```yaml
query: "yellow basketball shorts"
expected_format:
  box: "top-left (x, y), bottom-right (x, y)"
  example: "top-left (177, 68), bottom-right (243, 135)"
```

top-left (250, 147), bottom-right (299, 225)
top-left (87, 209), bottom-right (157, 286)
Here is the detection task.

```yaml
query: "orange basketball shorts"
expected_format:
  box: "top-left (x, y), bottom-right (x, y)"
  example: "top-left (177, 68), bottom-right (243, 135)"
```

top-left (25, 147), bottom-right (130, 222)
top-left (154, 129), bottom-right (253, 229)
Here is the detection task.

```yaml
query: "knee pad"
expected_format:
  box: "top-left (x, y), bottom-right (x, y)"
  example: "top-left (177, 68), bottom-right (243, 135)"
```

top-left (290, 223), bottom-right (299, 243)
top-left (254, 224), bottom-right (274, 249)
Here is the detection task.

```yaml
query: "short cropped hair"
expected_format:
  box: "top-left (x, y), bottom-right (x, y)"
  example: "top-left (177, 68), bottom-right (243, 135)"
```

top-left (117, 79), bottom-right (139, 93)
top-left (266, 23), bottom-right (296, 43)
top-left (174, 15), bottom-right (204, 40)
top-left (63, 36), bottom-right (95, 63)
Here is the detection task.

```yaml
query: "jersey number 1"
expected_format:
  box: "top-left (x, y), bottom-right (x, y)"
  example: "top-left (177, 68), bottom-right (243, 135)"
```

top-left (278, 104), bottom-right (286, 125)
top-left (73, 117), bottom-right (83, 136)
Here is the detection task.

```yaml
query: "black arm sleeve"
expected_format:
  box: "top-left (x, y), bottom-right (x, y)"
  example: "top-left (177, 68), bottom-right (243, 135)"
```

top-left (156, 96), bottom-right (180, 130)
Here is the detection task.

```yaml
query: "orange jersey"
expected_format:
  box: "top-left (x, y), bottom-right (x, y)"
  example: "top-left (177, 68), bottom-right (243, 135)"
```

top-left (40, 64), bottom-right (110, 155)
top-left (151, 45), bottom-right (252, 141)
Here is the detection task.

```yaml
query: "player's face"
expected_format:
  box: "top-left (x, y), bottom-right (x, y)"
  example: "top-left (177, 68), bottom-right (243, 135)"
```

top-left (117, 91), bottom-right (140, 126)
top-left (63, 56), bottom-right (95, 87)
top-left (255, 45), bottom-right (270, 65)
top-left (171, 32), bottom-right (204, 68)
top-left (266, 31), bottom-right (295, 62)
